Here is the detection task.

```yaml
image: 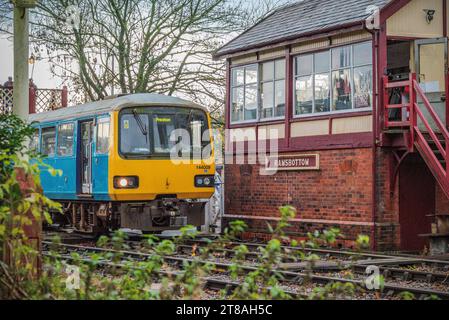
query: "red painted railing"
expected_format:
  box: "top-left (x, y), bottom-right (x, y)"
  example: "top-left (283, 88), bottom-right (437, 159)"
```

top-left (383, 73), bottom-right (449, 198)
top-left (0, 86), bottom-right (68, 115)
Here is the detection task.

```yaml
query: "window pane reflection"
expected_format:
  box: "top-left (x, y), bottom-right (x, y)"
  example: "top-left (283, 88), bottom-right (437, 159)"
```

top-left (57, 123), bottom-right (74, 156)
top-left (245, 84), bottom-right (258, 120)
top-left (231, 87), bottom-right (244, 122)
top-left (295, 75), bottom-right (313, 115)
top-left (275, 80), bottom-right (285, 117)
top-left (296, 55), bottom-right (313, 76)
top-left (314, 73), bottom-right (330, 113)
top-left (354, 42), bottom-right (372, 66)
top-left (354, 66), bottom-right (372, 109)
top-left (332, 46), bottom-right (351, 69)
top-left (262, 61), bottom-right (274, 82)
top-left (245, 65), bottom-right (258, 84)
top-left (332, 69), bottom-right (352, 110)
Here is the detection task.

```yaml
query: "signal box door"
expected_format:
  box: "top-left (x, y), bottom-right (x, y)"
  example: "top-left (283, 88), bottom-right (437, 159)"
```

top-left (80, 120), bottom-right (94, 194)
top-left (415, 38), bottom-right (448, 129)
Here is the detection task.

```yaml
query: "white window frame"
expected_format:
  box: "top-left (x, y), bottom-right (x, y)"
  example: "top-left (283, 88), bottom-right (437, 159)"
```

top-left (260, 59), bottom-right (286, 122)
top-left (293, 41), bottom-right (373, 119)
top-left (230, 64), bottom-right (259, 124)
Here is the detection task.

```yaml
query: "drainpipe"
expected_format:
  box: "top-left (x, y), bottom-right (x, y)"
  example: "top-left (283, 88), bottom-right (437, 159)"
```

top-left (365, 22), bottom-right (378, 251)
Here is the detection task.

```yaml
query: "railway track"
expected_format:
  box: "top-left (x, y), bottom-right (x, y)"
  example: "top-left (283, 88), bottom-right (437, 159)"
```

top-left (42, 241), bottom-right (449, 300)
top-left (184, 238), bottom-right (449, 270)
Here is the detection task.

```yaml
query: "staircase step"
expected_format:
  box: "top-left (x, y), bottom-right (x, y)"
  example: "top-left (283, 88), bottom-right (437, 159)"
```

top-left (426, 139), bottom-right (446, 144)
top-left (384, 129), bottom-right (408, 134)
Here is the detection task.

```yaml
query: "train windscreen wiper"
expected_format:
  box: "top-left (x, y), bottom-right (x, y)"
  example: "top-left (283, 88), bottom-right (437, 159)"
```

top-left (132, 109), bottom-right (148, 143)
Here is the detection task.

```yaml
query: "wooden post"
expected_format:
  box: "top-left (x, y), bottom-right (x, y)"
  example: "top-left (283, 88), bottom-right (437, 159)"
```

top-left (409, 73), bottom-right (417, 151)
top-left (61, 86), bottom-right (68, 108)
top-left (28, 86), bottom-right (36, 114)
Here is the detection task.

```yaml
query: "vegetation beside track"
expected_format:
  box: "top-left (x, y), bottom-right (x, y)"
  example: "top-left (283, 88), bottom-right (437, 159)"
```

top-left (0, 114), bottom-right (445, 300)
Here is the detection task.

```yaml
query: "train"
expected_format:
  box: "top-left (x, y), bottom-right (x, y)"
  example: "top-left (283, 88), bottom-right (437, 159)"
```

top-left (29, 93), bottom-right (216, 234)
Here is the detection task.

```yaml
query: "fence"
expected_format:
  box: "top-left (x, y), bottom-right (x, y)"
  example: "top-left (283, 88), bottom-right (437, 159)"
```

top-left (0, 86), bottom-right (68, 115)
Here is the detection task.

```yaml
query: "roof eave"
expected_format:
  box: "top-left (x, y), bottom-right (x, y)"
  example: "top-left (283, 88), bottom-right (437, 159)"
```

top-left (213, 20), bottom-right (367, 60)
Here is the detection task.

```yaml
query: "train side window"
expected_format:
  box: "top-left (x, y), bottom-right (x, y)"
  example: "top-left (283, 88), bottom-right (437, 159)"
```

top-left (57, 123), bottom-right (74, 156)
top-left (41, 127), bottom-right (56, 157)
top-left (96, 119), bottom-right (110, 154)
top-left (29, 129), bottom-right (39, 152)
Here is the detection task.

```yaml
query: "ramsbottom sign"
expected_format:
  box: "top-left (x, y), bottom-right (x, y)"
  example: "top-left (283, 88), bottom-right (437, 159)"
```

top-left (266, 154), bottom-right (320, 171)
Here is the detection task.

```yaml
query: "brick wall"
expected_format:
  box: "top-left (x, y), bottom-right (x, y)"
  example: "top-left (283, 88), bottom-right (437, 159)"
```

top-left (374, 148), bottom-right (400, 250)
top-left (435, 184), bottom-right (449, 215)
top-left (224, 146), bottom-right (445, 251)
top-left (225, 148), bottom-right (374, 221)
top-left (224, 148), bottom-right (377, 247)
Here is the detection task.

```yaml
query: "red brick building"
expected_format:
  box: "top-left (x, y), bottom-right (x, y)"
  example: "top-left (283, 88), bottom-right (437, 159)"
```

top-left (214, 0), bottom-right (449, 252)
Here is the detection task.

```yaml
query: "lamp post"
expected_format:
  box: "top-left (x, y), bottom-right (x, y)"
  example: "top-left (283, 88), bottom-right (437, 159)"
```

top-left (29, 54), bottom-right (36, 80)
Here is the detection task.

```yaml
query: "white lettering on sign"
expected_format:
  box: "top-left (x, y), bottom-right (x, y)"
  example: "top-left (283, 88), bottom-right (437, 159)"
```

top-left (265, 154), bottom-right (320, 171)
top-left (274, 158), bottom-right (310, 167)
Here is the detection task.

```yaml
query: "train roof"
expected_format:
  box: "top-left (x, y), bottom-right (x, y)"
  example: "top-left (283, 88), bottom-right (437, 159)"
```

top-left (28, 93), bottom-right (208, 123)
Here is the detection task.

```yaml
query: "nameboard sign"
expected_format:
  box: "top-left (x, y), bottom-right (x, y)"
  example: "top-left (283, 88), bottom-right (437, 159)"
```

top-left (265, 154), bottom-right (320, 171)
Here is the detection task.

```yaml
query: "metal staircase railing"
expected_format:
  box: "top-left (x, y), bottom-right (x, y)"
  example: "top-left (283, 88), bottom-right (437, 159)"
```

top-left (383, 73), bottom-right (449, 198)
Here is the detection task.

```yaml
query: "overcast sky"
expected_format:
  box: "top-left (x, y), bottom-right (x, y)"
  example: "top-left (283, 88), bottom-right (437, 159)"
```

top-left (0, 34), bottom-right (63, 88)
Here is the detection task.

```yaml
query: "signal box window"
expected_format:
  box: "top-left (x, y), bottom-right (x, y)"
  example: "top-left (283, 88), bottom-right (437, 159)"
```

top-left (96, 120), bottom-right (110, 154)
top-left (41, 127), bottom-right (56, 156)
top-left (261, 59), bottom-right (285, 119)
top-left (57, 123), bottom-right (74, 156)
top-left (294, 41), bottom-right (372, 116)
top-left (231, 64), bottom-right (258, 122)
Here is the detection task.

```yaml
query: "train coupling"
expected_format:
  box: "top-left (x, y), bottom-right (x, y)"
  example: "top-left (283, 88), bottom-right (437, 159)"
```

top-left (161, 201), bottom-right (187, 227)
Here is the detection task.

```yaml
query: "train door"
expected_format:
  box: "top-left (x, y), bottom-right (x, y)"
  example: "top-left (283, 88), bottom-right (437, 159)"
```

top-left (80, 120), bottom-right (94, 194)
top-left (414, 38), bottom-right (448, 129)
top-left (92, 116), bottom-right (110, 199)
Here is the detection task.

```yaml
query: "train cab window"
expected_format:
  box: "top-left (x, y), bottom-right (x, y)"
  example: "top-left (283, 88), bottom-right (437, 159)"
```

top-left (119, 107), bottom-right (209, 159)
top-left (41, 127), bottom-right (56, 156)
top-left (152, 115), bottom-right (175, 153)
top-left (57, 123), bottom-right (74, 156)
top-left (96, 119), bottom-right (110, 154)
top-left (120, 113), bottom-right (151, 155)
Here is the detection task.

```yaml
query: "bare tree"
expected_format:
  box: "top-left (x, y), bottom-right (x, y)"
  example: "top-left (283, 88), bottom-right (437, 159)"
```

top-left (0, 1), bottom-right (12, 34)
top-left (0, 0), bottom-right (291, 126)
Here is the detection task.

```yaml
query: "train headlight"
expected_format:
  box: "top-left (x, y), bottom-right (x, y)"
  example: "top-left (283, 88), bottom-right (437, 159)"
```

top-left (114, 176), bottom-right (139, 189)
top-left (195, 175), bottom-right (215, 188)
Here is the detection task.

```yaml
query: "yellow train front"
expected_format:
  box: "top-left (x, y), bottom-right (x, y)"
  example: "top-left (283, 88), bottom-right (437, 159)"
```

top-left (30, 94), bottom-right (216, 233)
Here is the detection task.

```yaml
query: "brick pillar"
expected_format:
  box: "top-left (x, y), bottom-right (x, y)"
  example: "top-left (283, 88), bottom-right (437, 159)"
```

top-left (28, 87), bottom-right (36, 114)
top-left (61, 86), bottom-right (68, 108)
top-left (3, 168), bottom-right (42, 279)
